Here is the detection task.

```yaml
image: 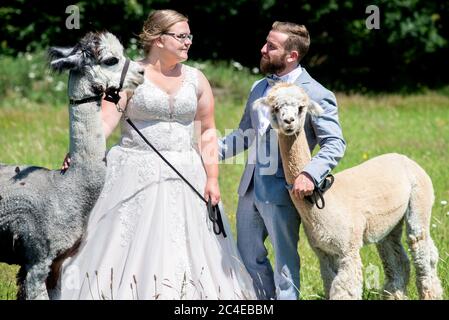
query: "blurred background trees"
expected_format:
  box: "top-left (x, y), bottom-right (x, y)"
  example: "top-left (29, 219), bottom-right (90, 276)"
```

top-left (1, 0), bottom-right (448, 92)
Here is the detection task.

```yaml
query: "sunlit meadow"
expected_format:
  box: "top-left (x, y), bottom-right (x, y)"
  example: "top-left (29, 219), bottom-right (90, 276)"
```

top-left (0, 52), bottom-right (448, 299)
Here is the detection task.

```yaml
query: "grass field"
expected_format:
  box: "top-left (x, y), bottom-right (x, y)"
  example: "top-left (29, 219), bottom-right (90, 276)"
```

top-left (0, 56), bottom-right (448, 300)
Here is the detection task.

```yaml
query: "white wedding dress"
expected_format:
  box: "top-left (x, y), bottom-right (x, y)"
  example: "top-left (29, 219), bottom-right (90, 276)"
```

top-left (55, 64), bottom-right (256, 300)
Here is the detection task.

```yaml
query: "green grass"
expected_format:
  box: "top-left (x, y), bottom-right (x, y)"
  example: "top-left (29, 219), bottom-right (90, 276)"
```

top-left (1, 55), bottom-right (449, 300)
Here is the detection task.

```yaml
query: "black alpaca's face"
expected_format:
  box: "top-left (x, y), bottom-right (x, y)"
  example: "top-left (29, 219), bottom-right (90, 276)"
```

top-left (93, 33), bottom-right (145, 92)
top-left (48, 32), bottom-right (144, 94)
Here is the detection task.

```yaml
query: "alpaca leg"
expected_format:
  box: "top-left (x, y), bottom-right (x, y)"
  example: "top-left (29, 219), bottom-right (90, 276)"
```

top-left (427, 237), bottom-right (443, 299)
top-left (314, 248), bottom-right (338, 299)
top-left (406, 210), bottom-right (442, 299)
top-left (16, 266), bottom-right (28, 300)
top-left (24, 260), bottom-right (52, 300)
top-left (404, 160), bottom-right (442, 299)
top-left (329, 252), bottom-right (363, 300)
top-left (376, 221), bottom-right (410, 300)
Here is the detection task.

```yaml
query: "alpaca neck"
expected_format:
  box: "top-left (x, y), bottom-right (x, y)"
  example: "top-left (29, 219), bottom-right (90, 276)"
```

top-left (68, 70), bottom-right (102, 101)
top-left (278, 130), bottom-right (317, 222)
top-left (66, 70), bottom-right (106, 164)
top-left (68, 101), bottom-right (106, 165)
top-left (64, 100), bottom-right (106, 223)
top-left (278, 130), bottom-right (311, 185)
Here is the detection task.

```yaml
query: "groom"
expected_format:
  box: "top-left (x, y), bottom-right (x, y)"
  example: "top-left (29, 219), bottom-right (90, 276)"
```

top-left (219, 21), bottom-right (346, 299)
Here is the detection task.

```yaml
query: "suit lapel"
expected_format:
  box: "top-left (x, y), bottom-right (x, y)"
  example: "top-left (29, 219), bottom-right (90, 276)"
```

top-left (249, 79), bottom-right (269, 131)
top-left (294, 67), bottom-right (312, 91)
top-left (295, 68), bottom-right (315, 148)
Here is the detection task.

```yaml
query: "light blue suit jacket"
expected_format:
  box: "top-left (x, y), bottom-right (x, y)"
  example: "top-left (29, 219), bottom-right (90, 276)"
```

top-left (219, 68), bottom-right (346, 205)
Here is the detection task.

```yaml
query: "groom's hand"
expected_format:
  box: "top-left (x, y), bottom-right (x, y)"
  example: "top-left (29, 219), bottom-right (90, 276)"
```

top-left (292, 172), bottom-right (314, 200)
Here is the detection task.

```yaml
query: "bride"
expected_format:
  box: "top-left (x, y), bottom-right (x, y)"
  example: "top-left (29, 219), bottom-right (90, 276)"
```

top-left (54, 9), bottom-right (256, 300)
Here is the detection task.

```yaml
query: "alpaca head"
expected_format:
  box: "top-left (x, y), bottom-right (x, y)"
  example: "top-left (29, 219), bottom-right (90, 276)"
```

top-left (257, 83), bottom-right (323, 136)
top-left (48, 31), bottom-right (144, 99)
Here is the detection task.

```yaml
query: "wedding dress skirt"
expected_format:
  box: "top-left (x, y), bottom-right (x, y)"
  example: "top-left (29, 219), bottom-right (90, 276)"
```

top-left (55, 65), bottom-right (256, 300)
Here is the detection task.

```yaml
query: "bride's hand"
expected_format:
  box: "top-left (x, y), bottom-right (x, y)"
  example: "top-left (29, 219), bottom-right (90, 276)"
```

top-left (61, 153), bottom-right (71, 171)
top-left (204, 177), bottom-right (221, 206)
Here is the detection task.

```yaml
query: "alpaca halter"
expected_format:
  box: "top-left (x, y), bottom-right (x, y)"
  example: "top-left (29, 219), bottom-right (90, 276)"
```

top-left (104, 58), bottom-right (130, 105)
top-left (68, 95), bottom-right (102, 105)
top-left (69, 58), bottom-right (130, 106)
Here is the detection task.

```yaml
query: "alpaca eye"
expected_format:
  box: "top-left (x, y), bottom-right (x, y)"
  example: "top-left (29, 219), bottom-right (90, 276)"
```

top-left (103, 57), bottom-right (119, 66)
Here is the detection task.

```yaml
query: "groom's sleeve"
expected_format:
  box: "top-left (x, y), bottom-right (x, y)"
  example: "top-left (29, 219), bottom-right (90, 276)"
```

top-left (302, 90), bottom-right (346, 185)
top-left (218, 80), bottom-right (264, 161)
top-left (218, 101), bottom-right (255, 161)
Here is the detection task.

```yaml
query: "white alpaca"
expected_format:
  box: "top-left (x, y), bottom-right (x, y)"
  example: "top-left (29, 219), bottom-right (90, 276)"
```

top-left (257, 83), bottom-right (443, 300)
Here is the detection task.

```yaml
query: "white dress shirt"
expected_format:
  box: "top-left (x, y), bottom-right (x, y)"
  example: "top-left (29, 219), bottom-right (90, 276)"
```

top-left (257, 65), bottom-right (303, 135)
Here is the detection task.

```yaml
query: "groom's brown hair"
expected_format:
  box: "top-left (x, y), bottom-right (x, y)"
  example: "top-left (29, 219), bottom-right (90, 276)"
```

top-left (272, 22), bottom-right (310, 62)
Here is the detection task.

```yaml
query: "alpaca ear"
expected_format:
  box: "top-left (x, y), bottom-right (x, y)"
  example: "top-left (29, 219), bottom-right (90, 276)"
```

top-left (49, 55), bottom-right (82, 72)
top-left (308, 100), bottom-right (324, 117)
top-left (252, 97), bottom-right (268, 111)
top-left (48, 46), bottom-right (74, 59)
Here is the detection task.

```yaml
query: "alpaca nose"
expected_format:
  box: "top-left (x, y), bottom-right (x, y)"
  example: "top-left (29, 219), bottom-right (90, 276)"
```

top-left (138, 69), bottom-right (144, 75)
top-left (284, 117), bottom-right (295, 124)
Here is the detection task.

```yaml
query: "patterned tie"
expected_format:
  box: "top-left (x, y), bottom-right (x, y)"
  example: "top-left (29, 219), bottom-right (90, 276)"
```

top-left (266, 74), bottom-right (283, 86)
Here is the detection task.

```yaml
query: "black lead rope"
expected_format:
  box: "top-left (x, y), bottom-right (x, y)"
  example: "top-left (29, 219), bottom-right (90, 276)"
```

top-left (100, 58), bottom-right (226, 237)
top-left (306, 174), bottom-right (334, 209)
top-left (286, 174), bottom-right (335, 209)
top-left (125, 118), bottom-right (227, 238)
top-left (69, 95), bottom-right (102, 105)
top-left (104, 58), bottom-right (130, 105)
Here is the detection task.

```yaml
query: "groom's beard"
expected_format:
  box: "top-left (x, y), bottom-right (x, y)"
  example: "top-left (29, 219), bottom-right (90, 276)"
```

top-left (260, 53), bottom-right (287, 75)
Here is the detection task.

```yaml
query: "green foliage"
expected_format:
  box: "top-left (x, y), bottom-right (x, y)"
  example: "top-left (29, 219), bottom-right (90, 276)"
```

top-left (187, 60), bottom-right (260, 101)
top-left (1, 0), bottom-right (448, 91)
top-left (0, 51), bottom-right (67, 107)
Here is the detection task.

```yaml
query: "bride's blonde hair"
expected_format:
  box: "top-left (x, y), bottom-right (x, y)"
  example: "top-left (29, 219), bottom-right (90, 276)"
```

top-left (139, 9), bottom-right (189, 54)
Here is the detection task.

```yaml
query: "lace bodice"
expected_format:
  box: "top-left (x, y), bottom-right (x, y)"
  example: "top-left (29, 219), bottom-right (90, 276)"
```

top-left (58, 65), bottom-right (257, 301)
top-left (119, 64), bottom-right (199, 152)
